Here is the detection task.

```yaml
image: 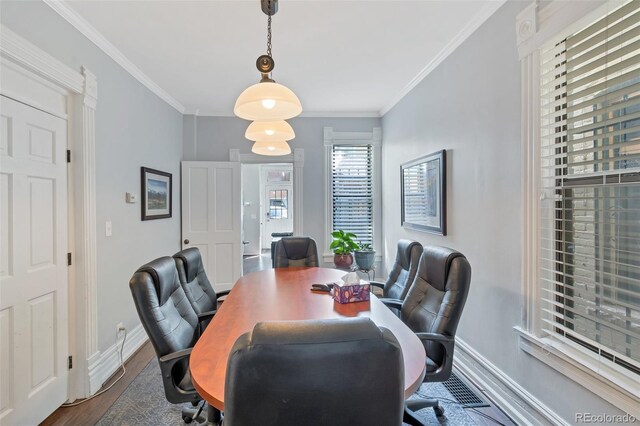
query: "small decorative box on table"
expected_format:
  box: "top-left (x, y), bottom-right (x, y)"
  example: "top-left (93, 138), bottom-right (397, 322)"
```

top-left (333, 272), bottom-right (370, 304)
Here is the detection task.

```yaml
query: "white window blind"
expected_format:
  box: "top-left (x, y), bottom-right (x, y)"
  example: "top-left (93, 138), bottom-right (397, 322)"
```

top-left (539, 0), bottom-right (640, 374)
top-left (331, 144), bottom-right (373, 246)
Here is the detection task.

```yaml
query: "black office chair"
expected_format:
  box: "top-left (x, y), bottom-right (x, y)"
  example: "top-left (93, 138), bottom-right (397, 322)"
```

top-left (382, 246), bottom-right (471, 424)
top-left (370, 239), bottom-right (422, 299)
top-left (223, 318), bottom-right (405, 426)
top-left (129, 257), bottom-right (220, 424)
top-left (273, 236), bottom-right (319, 268)
top-left (173, 247), bottom-right (230, 330)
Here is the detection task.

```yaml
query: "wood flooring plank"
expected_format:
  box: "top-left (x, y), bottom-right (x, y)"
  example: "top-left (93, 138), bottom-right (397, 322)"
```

top-left (41, 342), bottom-right (155, 426)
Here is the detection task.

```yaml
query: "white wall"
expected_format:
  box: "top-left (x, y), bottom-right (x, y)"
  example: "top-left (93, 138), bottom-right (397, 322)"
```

top-left (1, 1), bottom-right (183, 353)
top-left (183, 115), bottom-right (382, 257)
top-left (381, 1), bottom-right (626, 423)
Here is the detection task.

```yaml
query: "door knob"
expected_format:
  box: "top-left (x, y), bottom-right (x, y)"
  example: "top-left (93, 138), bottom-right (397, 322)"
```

top-left (184, 239), bottom-right (190, 244)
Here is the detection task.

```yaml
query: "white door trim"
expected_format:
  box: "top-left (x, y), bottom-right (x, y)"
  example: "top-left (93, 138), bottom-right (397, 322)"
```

top-left (0, 25), bottom-right (99, 400)
top-left (229, 148), bottom-right (305, 236)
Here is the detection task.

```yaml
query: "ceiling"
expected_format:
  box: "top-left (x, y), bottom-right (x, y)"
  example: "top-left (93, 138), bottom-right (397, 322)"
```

top-left (63, 0), bottom-right (503, 116)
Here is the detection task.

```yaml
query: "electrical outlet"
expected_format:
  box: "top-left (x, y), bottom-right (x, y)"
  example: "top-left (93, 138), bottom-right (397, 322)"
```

top-left (116, 322), bottom-right (125, 336)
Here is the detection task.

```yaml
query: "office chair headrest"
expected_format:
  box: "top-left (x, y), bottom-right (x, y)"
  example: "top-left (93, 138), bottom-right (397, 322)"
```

top-left (397, 239), bottom-right (422, 269)
top-left (420, 245), bottom-right (466, 291)
top-left (250, 317), bottom-right (382, 346)
top-left (173, 247), bottom-right (202, 282)
top-left (136, 256), bottom-right (181, 305)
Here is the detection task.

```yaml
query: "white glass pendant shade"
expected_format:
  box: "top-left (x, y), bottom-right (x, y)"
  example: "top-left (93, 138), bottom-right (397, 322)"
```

top-left (245, 120), bottom-right (295, 142)
top-left (251, 140), bottom-right (291, 156)
top-left (234, 82), bottom-right (302, 121)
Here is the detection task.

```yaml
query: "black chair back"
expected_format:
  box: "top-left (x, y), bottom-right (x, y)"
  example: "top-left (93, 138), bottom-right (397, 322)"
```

top-left (401, 246), bottom-right (471, 381)
top-left (129, 257), bottom-right (200, 403)
top-left (224, 318), bottom-right (405, 426)
top-left (384, 239), bottom-right (423, 299)
top-left (173, 247), bottom-right (218, 315)
top-left (273, 237), bottom-right (319, 268)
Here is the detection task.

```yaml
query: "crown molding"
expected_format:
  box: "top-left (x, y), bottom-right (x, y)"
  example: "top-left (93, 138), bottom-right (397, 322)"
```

top-left (43, 0), bottom-right (185, 113)
top-left (379, 0), bottom-right (507, 117)
top-left (184, 109), bottom-right (381, 118)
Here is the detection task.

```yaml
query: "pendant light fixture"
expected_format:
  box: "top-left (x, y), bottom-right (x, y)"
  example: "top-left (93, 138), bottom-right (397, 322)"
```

top-left (235, 0), bottom-right (301, 156)
top-left (251, 140), bottom-right (292, 156)
top-left (234, 0), bottom-right (302, 121)
top-left (245, 120), bottom-right (295, 142)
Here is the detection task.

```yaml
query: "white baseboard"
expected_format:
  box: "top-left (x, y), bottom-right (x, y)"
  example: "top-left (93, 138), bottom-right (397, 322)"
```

top-left (454, 337), bottom-right (569, 426)
top-left (87, 324), bottom-right (149, 394)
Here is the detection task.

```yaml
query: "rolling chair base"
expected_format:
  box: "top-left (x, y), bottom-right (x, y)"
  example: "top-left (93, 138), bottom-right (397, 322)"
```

top-left (181, 403), bottom-right (222, 426)
top-left (403, 399), bottom-right (445, 426)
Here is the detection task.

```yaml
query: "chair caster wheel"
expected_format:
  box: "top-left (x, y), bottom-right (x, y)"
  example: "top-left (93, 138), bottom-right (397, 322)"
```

top-left (191, 401), bottom-right (199, 407)
top-left (434, 405), bottom-right (445, 417)
top-left (182, 415), bottom-right (193, 424)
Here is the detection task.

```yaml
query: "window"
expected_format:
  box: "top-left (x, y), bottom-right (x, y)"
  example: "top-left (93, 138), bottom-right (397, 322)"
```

top-left (539, 0), bottom-right (640, 375)
top-left (330, 144), bottom-right (374, 246)
top-left (268, 189), bottom-right (288, 219)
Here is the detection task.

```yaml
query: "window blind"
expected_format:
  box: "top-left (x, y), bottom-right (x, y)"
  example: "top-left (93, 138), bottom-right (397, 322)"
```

top-left (539, 0), bottom-right (640, 374)
top-left (331, 145), bottom-right (373, 246)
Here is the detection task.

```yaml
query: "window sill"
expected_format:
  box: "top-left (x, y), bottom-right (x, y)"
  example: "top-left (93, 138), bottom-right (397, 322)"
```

top-left (321, 253), bottom-right (383, 265)
top-left (514, 326), bottom-right (639, 417)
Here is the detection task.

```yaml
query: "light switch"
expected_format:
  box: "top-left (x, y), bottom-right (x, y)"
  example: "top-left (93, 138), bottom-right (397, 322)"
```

top-left (105, 221), bottom-right (112, 237)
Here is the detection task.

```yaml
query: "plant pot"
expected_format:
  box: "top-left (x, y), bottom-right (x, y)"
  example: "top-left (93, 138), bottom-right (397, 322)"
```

top-left (333, 253), bottom-right (354, 270)
top-left (354, 250), bottom-right (376, 270)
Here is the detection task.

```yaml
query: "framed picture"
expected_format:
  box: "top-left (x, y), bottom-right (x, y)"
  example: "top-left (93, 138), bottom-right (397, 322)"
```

top-left (401, 150), bottom-right (446, 235)
top-left (141, 167), bottom-right (172, 220)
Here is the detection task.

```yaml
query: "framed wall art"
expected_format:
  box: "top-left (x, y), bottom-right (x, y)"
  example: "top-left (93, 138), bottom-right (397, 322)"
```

top-left (141, 167), bottom-right (172, 220)
top-left (401, 150), bottom-right (446, 235)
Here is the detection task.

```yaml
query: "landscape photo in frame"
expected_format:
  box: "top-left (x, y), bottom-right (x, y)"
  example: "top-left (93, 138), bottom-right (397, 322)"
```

top-left (141, 167), bottom-right (172, 220)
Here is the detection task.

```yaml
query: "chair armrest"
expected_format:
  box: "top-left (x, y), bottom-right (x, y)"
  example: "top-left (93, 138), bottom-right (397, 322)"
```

top-left (158, 348), bottom-right (198, 400)
top-left (159, 347), bottom-right (192, 366)
top-left (216, 290), bottom-right (231, 299)
top-left (197, 310), bottom-right (216, 323)
top-left (369, 280), bottom-right (385, 290)
top-left (380, 298), bottom-right (403, 311)
top-left (415, 332), bottom-right (454, 344)
top-left (415, 333), bottom-right (455, 380)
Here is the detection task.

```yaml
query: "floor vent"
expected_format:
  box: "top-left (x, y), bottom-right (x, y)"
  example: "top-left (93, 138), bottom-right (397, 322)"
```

top-left (442, 372), bottom-right (489, 408)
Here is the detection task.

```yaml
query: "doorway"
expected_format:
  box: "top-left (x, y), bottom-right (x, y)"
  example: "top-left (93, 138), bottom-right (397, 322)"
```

top-left (241, 163), bottom-right (293, 273)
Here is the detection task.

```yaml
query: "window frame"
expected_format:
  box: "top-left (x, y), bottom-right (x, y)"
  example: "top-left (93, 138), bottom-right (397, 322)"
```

top-left (517, 0), bottom-right (640, 416)
top-left (323, 127), bottom-right (382, 263)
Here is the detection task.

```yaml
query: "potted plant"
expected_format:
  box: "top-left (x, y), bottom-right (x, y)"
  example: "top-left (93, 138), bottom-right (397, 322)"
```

top-left (354, 242), bottom-right (376, 270)
top-left (329, 230), bottom-right (358, 269)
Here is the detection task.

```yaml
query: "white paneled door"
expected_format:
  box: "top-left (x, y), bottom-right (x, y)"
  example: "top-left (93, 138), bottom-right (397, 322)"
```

top-left (182, 162), bottom-right (241, 292)
top-left (263, 184), bottom-right (294, 247)
top-left (0, 96), bottom-right (69, 425)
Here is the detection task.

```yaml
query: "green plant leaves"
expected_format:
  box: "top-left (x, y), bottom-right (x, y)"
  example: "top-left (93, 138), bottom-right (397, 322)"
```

top-left (330, 229), bottom-right (358, 254)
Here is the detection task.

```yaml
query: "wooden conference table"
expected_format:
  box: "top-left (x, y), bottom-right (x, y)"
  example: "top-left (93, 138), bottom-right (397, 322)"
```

top-left (190, 267), bottom-right (426, 411)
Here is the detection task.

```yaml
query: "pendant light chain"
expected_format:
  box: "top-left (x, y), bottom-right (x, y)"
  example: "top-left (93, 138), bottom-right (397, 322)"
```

top-left (267, 13), bottom-right (273, 58)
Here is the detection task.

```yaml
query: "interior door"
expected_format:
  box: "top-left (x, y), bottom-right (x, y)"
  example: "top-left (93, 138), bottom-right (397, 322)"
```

top-left (182, 161), bottom-right (241, 291)
top-left (262, 184), bottom-right (294, 248)
top-left (0, 96), bottom-right (69, 425)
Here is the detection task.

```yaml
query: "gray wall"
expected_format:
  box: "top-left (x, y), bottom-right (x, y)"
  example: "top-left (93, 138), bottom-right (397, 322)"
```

top-left (381, 1), bottom-right (625, 422)
top-left (1, 1), bottom-right (184, 352)
top-left (183, 115), bottom-right (381, 255)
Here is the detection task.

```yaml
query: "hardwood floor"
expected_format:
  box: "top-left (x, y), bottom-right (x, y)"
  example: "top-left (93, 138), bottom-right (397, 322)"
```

top-left (242, 250), bottom-right (272, 274)
top-left (42, 342), bottom-right (155, 426)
